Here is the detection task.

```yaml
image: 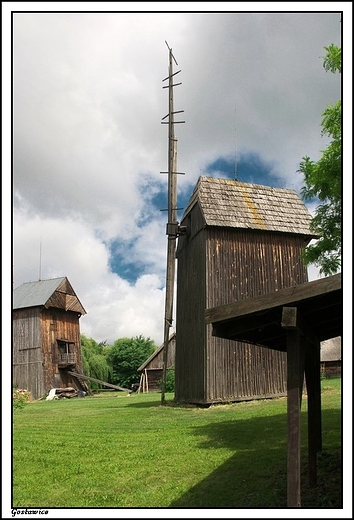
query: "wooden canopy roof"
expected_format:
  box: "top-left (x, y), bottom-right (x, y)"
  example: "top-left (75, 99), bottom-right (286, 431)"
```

top-left (205, 273), bottom-right (342, 350)
top-left (182, 176), bottom-right (315, 237)
top-left (206, 273), bottom-right (342, 507)
top-left (13, 276), bottom-right (86, 315)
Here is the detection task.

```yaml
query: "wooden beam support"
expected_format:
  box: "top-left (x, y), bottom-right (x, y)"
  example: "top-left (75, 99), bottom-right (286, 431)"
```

top-left (282, 307), bottom-right (304, 507)
top-left (305, 337), bottom-right (322, 486)
top-left (285, 327), bottom-right (303, 507)
top-left (206, 273), bottom-right (341, 325)
top-left (67, 371), bottom-right (130, 392)
top-left (205, 277), bottom-right (341, 508)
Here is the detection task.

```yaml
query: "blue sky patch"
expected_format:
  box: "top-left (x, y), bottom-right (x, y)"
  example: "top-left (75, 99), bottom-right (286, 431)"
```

top-left (206, 152), bottom-right (282, 187)
top-left (108, 238), bottom-right (147, 285)
top-left (111, 152), bottom-right (289, 283)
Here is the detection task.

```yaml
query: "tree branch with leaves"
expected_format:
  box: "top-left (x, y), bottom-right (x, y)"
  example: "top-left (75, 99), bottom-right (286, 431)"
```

top-left (299, 44), bottom-right (341, 276)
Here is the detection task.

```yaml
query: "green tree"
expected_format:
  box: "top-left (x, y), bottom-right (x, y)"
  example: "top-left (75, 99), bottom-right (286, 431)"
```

top-left (299, 44), bottom-right (341, 276)
top-left (158, 367), bottom-right (175, 393)
top-left (81, 335), bottom-right (112, 389)
top-left (107, 335), bottom-right (156, 388)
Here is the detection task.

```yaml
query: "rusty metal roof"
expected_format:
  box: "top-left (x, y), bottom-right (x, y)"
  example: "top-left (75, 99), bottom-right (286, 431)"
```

top-left (13, 276), bottom-right (86, 315)
top-left (183, 176), bottom-right (315, 236)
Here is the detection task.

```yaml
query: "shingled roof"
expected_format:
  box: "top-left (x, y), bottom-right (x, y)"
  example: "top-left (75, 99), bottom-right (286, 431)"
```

top-left (13, 276), bottom-right (86, 315)
top-left (182, 176), bottom-right (315, 236)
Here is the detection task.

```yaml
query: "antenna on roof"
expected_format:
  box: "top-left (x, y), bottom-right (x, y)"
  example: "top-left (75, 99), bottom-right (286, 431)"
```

top-left (39, 238), bottom-right (42, 281)
top-left (234, 108), bottom-right (238, 181)
top-left (160, 42), bottom-right (186, 405)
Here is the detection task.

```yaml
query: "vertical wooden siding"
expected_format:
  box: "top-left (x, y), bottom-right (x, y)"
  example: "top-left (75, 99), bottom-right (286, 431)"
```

top-left (145, 369), bottom-right (163, 391)
top-left (176, 206), bottom-right (309, 404)
top-left (41, 308), bottom-right (83, 392)
top-left (144, 337), bottom-right (176, 370)
top-left (13, 308), bottom-right (45, 399)
top-left (206, 228), bottom-right (309, 305)
top-left (13, 307), bottom-right (83, 399)
top-left (175, 218), bottom-right (207, 403)
top-left (206, 332), bottom-right (287, 402)
top-left (204, 228), bottom-right (308, 403)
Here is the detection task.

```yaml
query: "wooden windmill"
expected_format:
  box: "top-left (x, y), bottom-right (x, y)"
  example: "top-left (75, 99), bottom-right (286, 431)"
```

top-left (160, 42), bottom-right (186, 404)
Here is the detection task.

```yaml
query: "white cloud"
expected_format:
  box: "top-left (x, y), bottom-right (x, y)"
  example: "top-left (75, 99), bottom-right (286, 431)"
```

top-left (79, 273), bottom-right (165, 345)
top-left (8, 8), bottom-right (344, 345)
top-left (13, 206), bottom-right (166, 345)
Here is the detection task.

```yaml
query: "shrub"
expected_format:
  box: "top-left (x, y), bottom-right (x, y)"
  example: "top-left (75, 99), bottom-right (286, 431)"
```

top-left (13, 388), bottom-right (31, 411)
top-left (158, 367), bottom-right (175, 393)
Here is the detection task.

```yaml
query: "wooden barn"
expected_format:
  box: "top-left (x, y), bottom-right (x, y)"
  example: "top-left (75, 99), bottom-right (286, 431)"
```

top-left (13, 276), bottom-right (86, 400)
top-left (320, 336), bottom-right (341, 378)
top-left (175, 176), bottom-right (315, 405)
top-left (138, 333), bottom-right (176, 392)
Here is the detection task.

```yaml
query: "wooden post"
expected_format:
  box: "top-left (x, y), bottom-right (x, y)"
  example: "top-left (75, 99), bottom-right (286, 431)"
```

top-left (161, 44), bottom-right (178, 405)
top-left (138, 372), bottom-right (143, 393)
top-left (145, 368), bottom-right (149, 393)
top-left (160, 42), bottom-right (184, 405)
top-left (305, 338), bottom-right (321, 486)
top-left (282, 306), bottom-right (304, 507)
top-left (313, 342), bottom-right (322, 453)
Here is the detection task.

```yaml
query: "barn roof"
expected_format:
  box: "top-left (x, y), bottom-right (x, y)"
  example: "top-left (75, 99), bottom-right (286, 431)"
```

top-left (138, 333), bottom-right (176, 371)
top-left (138, 345), bottom-right (164, 372)
top-left (320, 336), bottom-right (341, 362)
top-left (13, 277), bottom-right (86, 315)
top-left (182, 176), bottom-right (315, 236)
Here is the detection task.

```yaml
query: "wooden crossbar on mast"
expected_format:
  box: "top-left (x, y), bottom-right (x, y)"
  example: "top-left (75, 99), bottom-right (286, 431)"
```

top-left (160, 42), bottom-right (184, 405)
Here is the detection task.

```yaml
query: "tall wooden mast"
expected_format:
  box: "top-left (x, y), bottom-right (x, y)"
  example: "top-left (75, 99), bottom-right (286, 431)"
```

top-left (160, 42), bottom-right (185, 404)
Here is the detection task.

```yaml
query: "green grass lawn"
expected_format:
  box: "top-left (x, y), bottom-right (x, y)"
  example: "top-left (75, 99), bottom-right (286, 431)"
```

top-left (13, 378), bottom-right (342, 508)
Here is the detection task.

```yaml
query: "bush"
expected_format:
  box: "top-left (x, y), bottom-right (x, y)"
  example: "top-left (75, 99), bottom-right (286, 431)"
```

top-left (13, 388), bottom-right (31, 411)
top-left (158, 367), bottom-right (175, 393)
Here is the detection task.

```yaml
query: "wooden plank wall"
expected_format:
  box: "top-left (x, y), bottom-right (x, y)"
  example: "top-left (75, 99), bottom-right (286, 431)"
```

top-left (41, 308), bottom-right (83, 392)
top-left (145, 369), bottom-right (163, 391)
top-left (175, 202), bottom-right (309, 404)
top-left (204, 228), bottom-right (308, 403)
top-left (206, 228), bottom-right (309, 304)
top-left (13, 307), bottom-right (83, 399)
top-left (321, 361), bottom-right (341, 378)
top-left (206, 331), bottom-right (287, 403)
top-left (145, 337), bottom-right (176, 369)
top-left (13, 308), bottom-right (45, 399)
top-left (175, 215), bottom-right (207, 403)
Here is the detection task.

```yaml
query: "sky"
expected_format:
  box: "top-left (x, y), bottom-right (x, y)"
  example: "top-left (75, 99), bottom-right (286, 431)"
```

top-left (2, 4), bottom-right (353, 518)
top-left (5, 5), bottom-right (347, 348)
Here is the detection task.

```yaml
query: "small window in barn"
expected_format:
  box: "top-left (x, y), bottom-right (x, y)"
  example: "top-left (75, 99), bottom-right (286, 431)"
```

top-left (56, 340), bottom-right (76, 366)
